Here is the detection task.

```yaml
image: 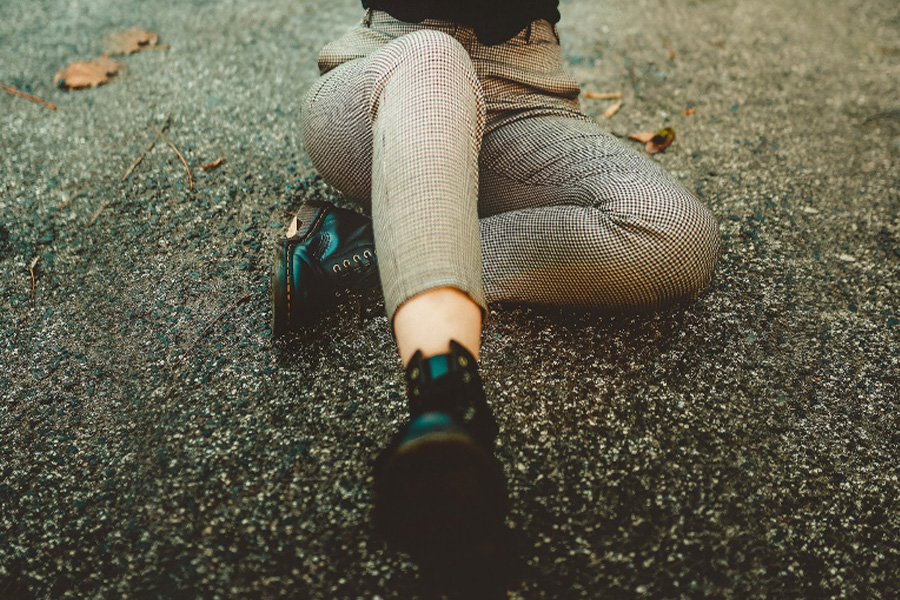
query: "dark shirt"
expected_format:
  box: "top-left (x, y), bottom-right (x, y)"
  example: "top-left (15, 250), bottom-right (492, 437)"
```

top-left (361, 0), bottom-right (561, 45)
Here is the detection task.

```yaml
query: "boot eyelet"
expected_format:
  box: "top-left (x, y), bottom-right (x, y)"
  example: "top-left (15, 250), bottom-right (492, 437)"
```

top-left (363, 250), bottom-right (372, 259)
top-left (409, 367), bottom-right (420, 381)
top-left (462, 372), bottom-right (472, 384)
top-left (458, 356), bottom-right (469, 368)
top-left (353, 254), bottom-right (361, 263)
top-left (332, 264), bottom-right (341, 273)
top-left (343, 259), bottom-right (351, 268)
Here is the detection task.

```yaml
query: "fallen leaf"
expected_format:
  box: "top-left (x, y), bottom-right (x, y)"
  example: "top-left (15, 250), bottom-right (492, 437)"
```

top-left (629, 127), bottom-right (676, 154)
top-left (628, 131), bottom-right (656, 144)
top-left (646, 127), bottom-right (676, 154)
top-left (684, 107), bottom-right (697, 116)
top-left (201, 157), bottom-right (226, 171)
top-left (602, 99), bottom-right (624, 119)
top-left (103, 26), bottom-right (164, 56)
top-left (54, 56), bottom-right (121, 89)
top-left (584, 91), bottom-right (623, 100)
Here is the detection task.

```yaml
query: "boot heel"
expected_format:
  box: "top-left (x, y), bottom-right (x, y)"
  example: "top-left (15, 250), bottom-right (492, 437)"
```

top-left (270, 201), bottom-right (379, 336)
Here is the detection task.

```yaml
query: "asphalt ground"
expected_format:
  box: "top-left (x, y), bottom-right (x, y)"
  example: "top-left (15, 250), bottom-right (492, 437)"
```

top-left (1, 0), bottom-right (899, 598)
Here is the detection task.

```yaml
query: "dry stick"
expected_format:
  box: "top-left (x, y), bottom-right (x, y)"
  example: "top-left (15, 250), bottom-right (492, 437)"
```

top-left (18, 256), bottom-right (40, 328)
top-left (59, 183), bottom-right (89, 209)
top-left (603, 99), bottom-right (624, 119)
top-left (1, 83), bottom-right (58, 111)
top-left (201, 157), bottom-right (225, 171)
top-left (664, 37), bottom-right (676, 61)
top-left (87, 200), bottom-right (111, 227)
top-left (583, 91), bottom-right (623, 100)
top-left (121, 134), bottom-right (161, 181)
top-left (122, 111), bottom-right (172, 182)
top-left (97, 112), bottom-right (173, 226)
top-left (155, 126), bottom-right (193, 191)
top-left (173, 292), bottom-right (251, 369)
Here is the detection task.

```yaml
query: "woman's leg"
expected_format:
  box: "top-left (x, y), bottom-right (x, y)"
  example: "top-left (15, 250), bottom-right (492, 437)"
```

top-left (300, 27), bottom-right (510, 592)
top-left (477, 115), bottom-right (721, 311)
top-left (302, 29), bottom-right (487, 360)
top-left (393, 287), bottom-right (482, 362)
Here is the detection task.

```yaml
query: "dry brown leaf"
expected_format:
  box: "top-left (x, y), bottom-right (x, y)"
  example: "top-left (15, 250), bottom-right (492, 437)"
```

top-left (602, 99), bottom-right (624, 119)
top-left (646, 127), bottom-right (676, 154)
top-left (684, 107), bottom-right (697, 116)
top-left (628, 131), bottom-right (656, 144)
top-left (584, 91), bottom-right (623, 100)
top-left (201, 157), bottom-right (226, 171)
top-left (54, 56), bottom-right (120, 90)
top-left (629, 128), bottom-right (676, 154)
top-left (104, 26), bottom-right (163, 56)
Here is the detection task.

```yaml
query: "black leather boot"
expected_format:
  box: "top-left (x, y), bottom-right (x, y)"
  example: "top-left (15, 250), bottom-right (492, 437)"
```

top-left (271, 201), bottom-right (379, 336)
top-left (374, 341), bottom-right (512, 598)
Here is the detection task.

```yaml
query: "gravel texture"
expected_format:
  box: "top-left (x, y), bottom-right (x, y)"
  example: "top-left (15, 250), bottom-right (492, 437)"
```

top-left (2, 0), bottom-right (899, 598)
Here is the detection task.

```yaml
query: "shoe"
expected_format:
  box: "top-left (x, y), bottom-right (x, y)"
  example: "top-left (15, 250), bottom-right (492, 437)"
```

top-left (271, 201), bottom-right (379, 336)
top-left (374, 341), bottom-right (512, 597)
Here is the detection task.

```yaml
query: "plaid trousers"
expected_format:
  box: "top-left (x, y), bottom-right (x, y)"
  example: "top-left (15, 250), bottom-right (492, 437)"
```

top-left (301, 9), bottom-right (721, 319)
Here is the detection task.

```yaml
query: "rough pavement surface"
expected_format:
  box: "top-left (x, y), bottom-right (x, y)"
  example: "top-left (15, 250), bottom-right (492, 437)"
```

top-left (2, 0), bottom-right (899, 598)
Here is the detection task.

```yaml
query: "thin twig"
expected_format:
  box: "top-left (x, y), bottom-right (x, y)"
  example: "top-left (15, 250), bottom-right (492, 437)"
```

top-left (603, 99), bottom-right (624, 119)
top-left (59, 183), bottom-right (89, 209)
top-left (1, 83), bottom-right (58, 111)
top-left (201, 157), bottom-right (225, 171)
top-left (18, 256), bottom-right (40, 328)
top-left (664, 36), bottom-right (676, 61)
top-left (87, 199), bottom-right (111, 227)
top-left (155, 126), bottom-right (193, 191)
top-left (173, 292), bottom-right (251, 369)
top-left (121, 134), bottom-right (160, 181)
top-left (122, 111), bottom-right (171, 182)
top-left (583, 91), bottom-right (623, 100)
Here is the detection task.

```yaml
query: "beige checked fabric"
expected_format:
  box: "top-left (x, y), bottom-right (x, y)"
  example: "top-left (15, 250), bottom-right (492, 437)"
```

top-left (300, 9), bottom-right (721, 318)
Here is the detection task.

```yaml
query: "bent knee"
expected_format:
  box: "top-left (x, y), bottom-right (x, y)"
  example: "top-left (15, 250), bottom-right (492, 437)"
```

top-left (667, 200), bottom-right (720, 300)
top-left (640, 191), bottom-right (721, 306)
top-left (381, 29), bottom-right (474, 77)
top-left (590, 187), bottom-right (721, 310)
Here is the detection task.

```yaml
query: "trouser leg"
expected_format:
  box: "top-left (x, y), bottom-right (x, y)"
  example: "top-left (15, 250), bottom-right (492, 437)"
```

top-left (477, 115), bottom-right (721, 312)
top-left (301, 28), bottom-right (719, 316)
top-left (301, 29), bottom-right (487, 320)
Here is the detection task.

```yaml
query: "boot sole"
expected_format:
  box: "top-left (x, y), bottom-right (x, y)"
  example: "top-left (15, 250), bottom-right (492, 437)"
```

top-left (374, 430), bottom-right (511, 594)
top-left (270, 242), bottom-right (289, 337)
